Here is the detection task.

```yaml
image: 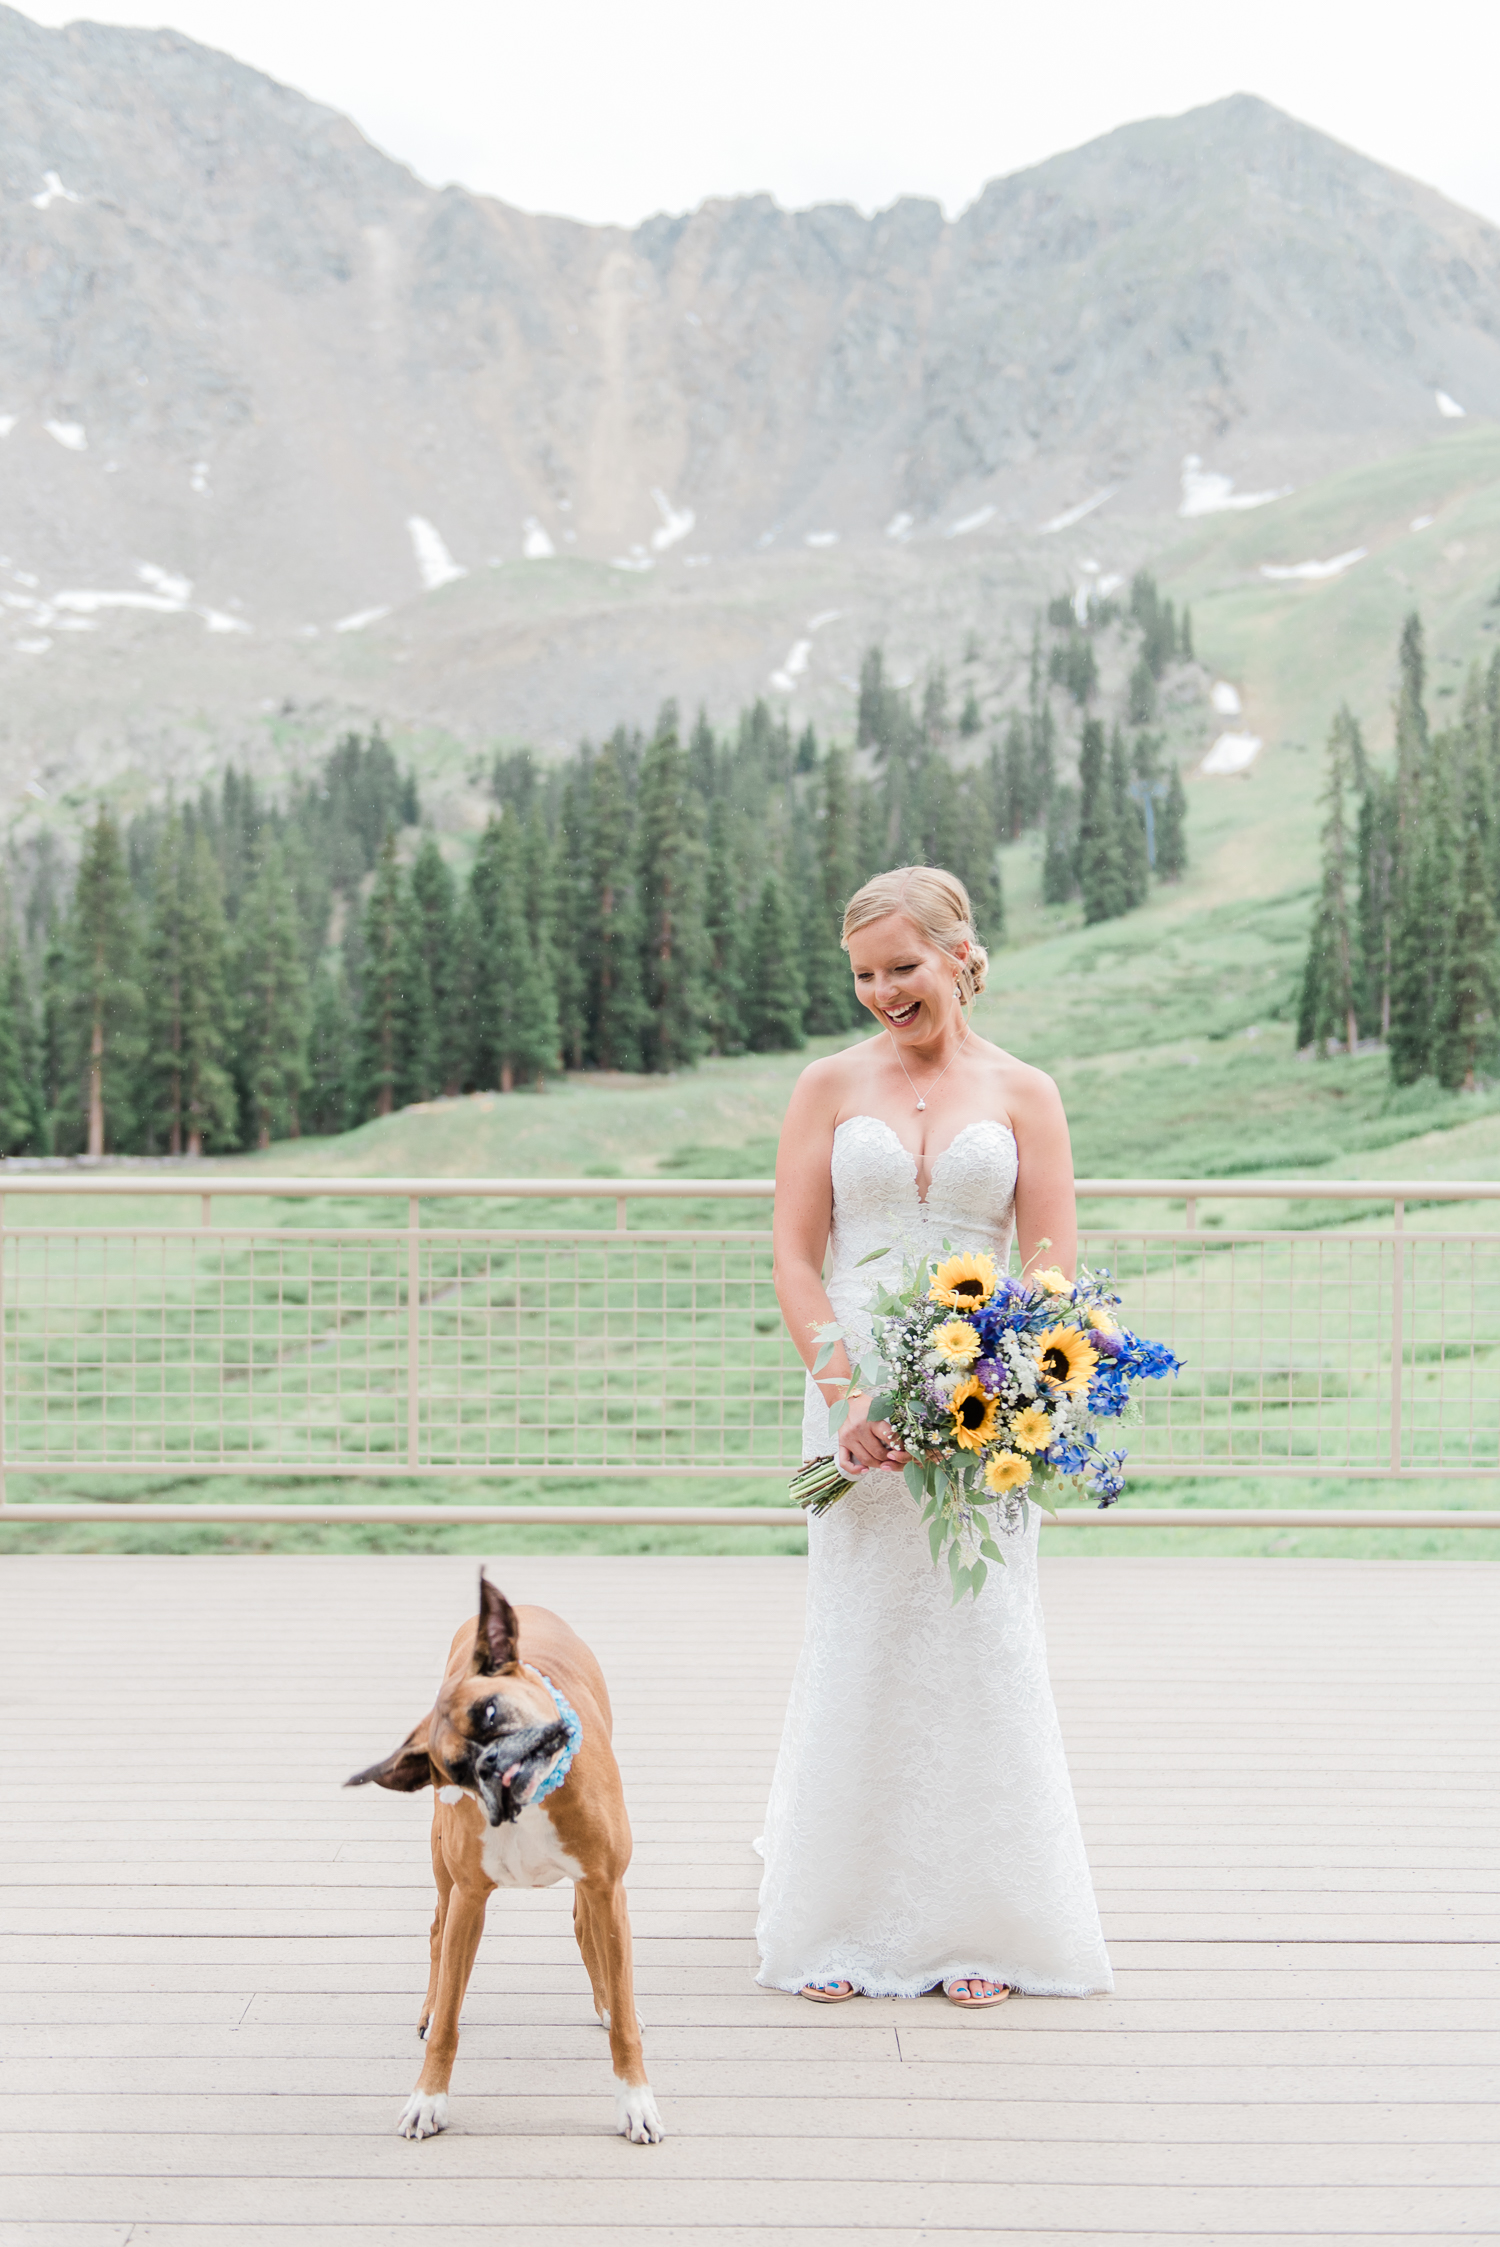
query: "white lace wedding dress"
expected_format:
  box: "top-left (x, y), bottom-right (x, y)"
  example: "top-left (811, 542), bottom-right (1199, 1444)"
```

top-left (755, 1114), bottom-right (1113, 1998)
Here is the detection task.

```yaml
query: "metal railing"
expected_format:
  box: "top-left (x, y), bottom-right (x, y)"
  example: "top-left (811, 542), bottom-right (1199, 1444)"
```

top-left (1, 1173), bottom-right (1498, 1529)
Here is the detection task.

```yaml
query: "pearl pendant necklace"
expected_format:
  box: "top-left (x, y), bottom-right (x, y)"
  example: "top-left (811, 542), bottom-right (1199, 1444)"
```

top-left (891, 1019), bottom-right (970, 1112)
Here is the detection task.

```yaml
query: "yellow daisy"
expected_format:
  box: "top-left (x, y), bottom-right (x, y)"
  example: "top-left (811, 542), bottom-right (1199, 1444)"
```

top-left (1086, 1305), bottom-right (1116, 1336)
top-left (1010, 1404), bottom-right (1052, 1453)
top-left (1031, 1265), bottom-right (1072, 1296)
top-left (984, 1450), bottom-right (1032, 1495)
top-left (1033, 1326), bottom-right (1098, 1396)
top-left (949, 1376), bottom-right (1001, 1452)
top-left (932, 1317), bottom-right (982, 1367)
top-left (929, 1250), bottom-right (999, 1310)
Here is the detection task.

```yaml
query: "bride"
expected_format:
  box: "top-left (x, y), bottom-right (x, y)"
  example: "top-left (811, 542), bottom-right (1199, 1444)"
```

top-left (756, 864), bottom-right (1112, 2008)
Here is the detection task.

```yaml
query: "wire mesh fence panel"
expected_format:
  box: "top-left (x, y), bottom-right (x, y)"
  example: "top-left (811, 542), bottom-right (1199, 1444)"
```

top-left (1082, 1228), bottom-right (1500, 1473)
top-left (3, 1217), bottom-right (1499, 1476)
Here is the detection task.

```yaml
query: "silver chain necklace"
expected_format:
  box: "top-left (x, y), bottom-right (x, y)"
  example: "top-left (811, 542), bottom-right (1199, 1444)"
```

top-left (890, 1019), bottom-right (970, 1112)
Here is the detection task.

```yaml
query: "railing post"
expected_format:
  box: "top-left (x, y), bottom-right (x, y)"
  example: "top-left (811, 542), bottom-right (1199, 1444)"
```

top-left (407, 1195), bottom-right (421, 1470)
top-left (200, 1194), bottom-right (212, 1229)
top-left (1184, 1197), bottom-right (1197, 1230)
top-left (1390, 1199), bottom-right (1405, 1473)
top-left (616, 1196), bottom-right (628, 1232)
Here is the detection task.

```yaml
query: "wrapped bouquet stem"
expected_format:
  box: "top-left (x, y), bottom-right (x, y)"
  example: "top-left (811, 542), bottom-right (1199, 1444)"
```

top-left (791, 1244), bottom-right (1180, 1602)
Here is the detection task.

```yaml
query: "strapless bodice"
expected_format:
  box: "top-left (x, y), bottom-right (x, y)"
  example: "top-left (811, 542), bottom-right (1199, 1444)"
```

top-left (805, 1115), bottom-right (1018, 1456)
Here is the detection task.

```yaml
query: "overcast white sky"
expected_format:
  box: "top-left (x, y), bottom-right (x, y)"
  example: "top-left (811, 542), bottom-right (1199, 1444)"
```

top-left (18, 0), bottom-right (1500, 230)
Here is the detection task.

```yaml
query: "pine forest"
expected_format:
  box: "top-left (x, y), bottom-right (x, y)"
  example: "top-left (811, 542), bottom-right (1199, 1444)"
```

top-left (0, 581), bottom-right (1196, 1156)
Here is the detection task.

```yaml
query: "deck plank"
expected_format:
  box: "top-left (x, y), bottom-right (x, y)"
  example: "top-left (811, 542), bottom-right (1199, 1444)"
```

top-left (0, 1551), bottom-right (1496, 2242)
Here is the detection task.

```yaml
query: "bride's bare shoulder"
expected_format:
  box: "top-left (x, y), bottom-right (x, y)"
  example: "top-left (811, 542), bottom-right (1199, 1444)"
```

top-left (783, 1043), bottom-right (868, 1123)
top-left (975, 1038), bottom-right (1065, 1121)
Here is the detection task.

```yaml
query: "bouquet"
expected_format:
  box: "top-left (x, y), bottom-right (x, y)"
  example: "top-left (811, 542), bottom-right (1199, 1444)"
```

top-left (790, 1246), bottom-right (1181, 1601)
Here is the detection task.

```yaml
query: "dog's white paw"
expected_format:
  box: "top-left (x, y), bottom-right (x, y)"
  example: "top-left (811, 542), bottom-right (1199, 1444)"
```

top-left (418, 2018), bottom-right (430, 2042)
top-left (397, 2090), bottom-right (449, 2139)
top-left (596, 2008), bottom-right (646, 2032)
top-left (614, 2079), bottom-right (664, 2144)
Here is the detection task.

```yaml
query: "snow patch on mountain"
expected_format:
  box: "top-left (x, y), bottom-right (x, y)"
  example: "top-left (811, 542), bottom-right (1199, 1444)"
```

top-left (1435, 390), bottom-right (1466, 418)
top-left (1179, 457), bottom-right (1290, 516)
top-left (1202, 732), bottom-right (1262, 775)
top-left (1260, 548), bottom-right (1367, 582)
top-left (43, 420), bottom-right (86, 453)
top-left (30, 171), bottom-right (80, 210)
top-left (1040, 489), bottom-right (1115, 534)
top-left (650, 489), bottom-right (695, 551)
top-left (408, 516), bottom-right (467, 588)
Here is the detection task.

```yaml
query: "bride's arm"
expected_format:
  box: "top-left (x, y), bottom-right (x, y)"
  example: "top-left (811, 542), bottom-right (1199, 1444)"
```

top-left (1009, 1066), bottom-right (1079, 1280)
top-left (772, 1067), bottom-right (907, 1476)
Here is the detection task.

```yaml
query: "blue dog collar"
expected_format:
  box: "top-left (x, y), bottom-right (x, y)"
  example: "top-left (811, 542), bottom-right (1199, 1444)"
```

top-left (524, 1665), bottom-right (582, 1803)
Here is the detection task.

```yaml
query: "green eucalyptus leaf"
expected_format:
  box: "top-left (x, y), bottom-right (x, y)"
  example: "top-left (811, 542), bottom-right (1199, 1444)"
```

top-left (904, 1462), bottom-right (925, 1501)
top-left (812, 1339), bottom-right (838, 1374)
top-left (856, 1245), bottom-right (894, 1267)
top-left (827, 1399), bottom-right (850, 1432)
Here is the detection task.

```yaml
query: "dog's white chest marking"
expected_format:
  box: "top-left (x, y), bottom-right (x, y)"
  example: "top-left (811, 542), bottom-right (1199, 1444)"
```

top-left (480, 1802), bottom-right (584, 1890)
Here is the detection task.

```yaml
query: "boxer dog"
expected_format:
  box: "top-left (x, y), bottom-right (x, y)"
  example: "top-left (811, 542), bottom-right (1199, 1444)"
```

top-left (346, 1570), bottom-right (664, 2144)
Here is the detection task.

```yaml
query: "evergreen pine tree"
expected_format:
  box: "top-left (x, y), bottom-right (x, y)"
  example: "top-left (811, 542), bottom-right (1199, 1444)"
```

top-left (1042, 788), bottom-right (1079, 905)
top-left (0, 944), bottom-right (32, 1154)
top-left (551, 776), bottom-right (589, 1072)
top-left (688, 706), bottom-right (718, 799)
top-left (745, 874), bottom-right (807, 1053)
top-left (1077, 722), bottom-right (1128, 924)
top-left (1389, 735), bottom-right (1456, 1085)
top-left (1027, 699), bottom-right (1056, 825)
top-left (1432, 823), bottom-right (1499, 1091)
top-left (584, 745), bottom-right (647, 1071)
top-left (236, 843), bottom-right (310, 1148)
top-left (1110, 727), bottom-right (1149, 909)
top-left (468, 815), bottom-right (558, 1091)
top-left (59, 809), bottom-right (144, 1157)
top-left (1126, 657), bottom-right (1157, 726)
top-left (1356, 771), bottom-right (1397, 1038)
top-left (703, 797), bottom-right (746, 1053)
top-left (805, 745), bottom-right (860, 1032)
top-left (304, 961), bottom-right (352, 1136)
top-left (958, 689), bottom-right (981, 738)
top-left (6, 944), bottom-right (46, 1153)
top-left (1000, 714), bottom-right (1028, 838)
top-left (410, 834), bottom-right (461, 1096)
top-left (1180, 606), bottom-right (1194, 663)
top-left (636, 723), bottom-right (710, 1072)
top-left (143, 814), bottom-right (237, 1155)
top-left (358, 831), bottom-right (415, 1119)
top-left (1155, 764), bottom-right (1189, 881)
top-left (1298, 711), bottom-right (1361, 1057)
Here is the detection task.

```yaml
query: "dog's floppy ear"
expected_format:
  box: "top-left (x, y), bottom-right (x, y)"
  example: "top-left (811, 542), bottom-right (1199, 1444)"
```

top-left (345, 1716), bottom-right (433, 1793)
top-left (473, 1569), bottom-right (520, 1675)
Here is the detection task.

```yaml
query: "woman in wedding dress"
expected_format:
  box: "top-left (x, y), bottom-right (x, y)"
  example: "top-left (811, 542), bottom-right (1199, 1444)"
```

top-left (756, 865), bottom-right (1112, 2009)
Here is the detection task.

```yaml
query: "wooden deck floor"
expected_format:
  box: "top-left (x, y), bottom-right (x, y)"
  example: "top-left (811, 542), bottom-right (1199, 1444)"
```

top-left (0, 1551), bottom-right (1496, 2245)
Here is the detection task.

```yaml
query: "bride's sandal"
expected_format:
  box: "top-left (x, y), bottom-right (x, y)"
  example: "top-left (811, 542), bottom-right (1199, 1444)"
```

top-left (942, 1976), bottom-right (1011, 2009)
top-left (799, 1979), bottom-right (859, 2003)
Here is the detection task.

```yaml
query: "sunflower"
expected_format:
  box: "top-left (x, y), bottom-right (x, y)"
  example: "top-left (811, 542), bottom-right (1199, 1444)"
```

top-left (932, 1316), bottom-right (982, 1367)
top-left (929, 1250), bottom-right (999, 1310)
top-left (983, 1450), bottom-right (1032, 1495)
top-left (1010, 1404), bottom-right (1053, 1453)
top-left (1033, 1325), bottom-right (1098, 1396)
top-left (949, 1375), bottom-right (1002, 1451)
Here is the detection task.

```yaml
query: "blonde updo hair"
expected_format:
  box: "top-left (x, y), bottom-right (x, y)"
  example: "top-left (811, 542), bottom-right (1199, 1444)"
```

top-left (840, 865), bottom-right (990, 1006)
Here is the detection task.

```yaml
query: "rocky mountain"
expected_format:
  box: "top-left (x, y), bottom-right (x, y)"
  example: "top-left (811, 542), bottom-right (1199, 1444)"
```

top-left (2, 4), bottom-right (1499, 782)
